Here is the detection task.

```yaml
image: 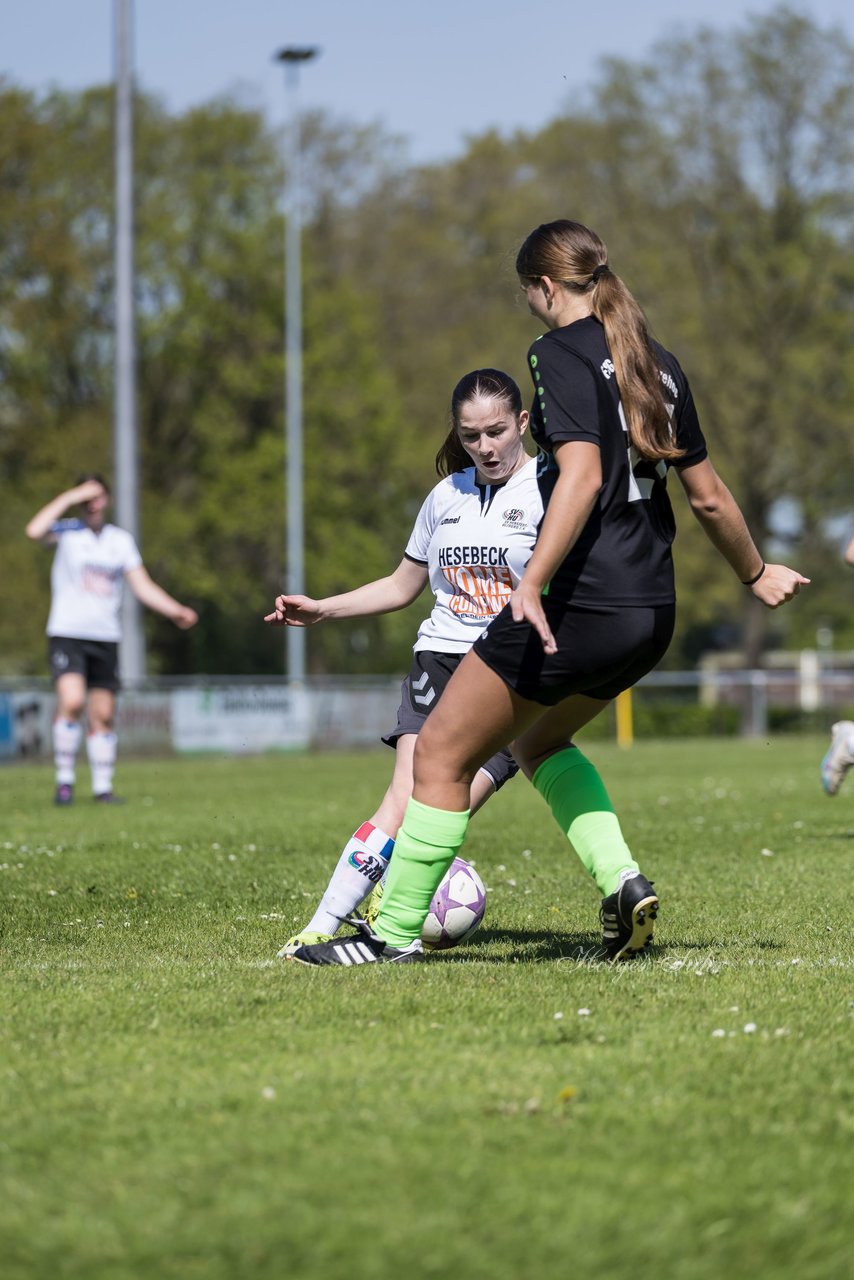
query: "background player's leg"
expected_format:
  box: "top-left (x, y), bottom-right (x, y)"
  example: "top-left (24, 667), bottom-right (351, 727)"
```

top-left (86, 688), bottom-right (118, 800)
top-left (53, 672), bottom-right (86, 803)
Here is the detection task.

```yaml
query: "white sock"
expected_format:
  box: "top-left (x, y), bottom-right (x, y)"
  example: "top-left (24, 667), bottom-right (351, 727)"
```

top-left (87, 731), bottom-right (117, 797)
top-left (305, 821), bottom-right (395, 935)
top-left (53, 719), bottom-right (82, 785)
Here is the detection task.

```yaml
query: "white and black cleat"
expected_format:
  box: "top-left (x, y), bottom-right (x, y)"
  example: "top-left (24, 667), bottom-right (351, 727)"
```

top-left (287, 917), bottom-right (424, 966)
top-left (600, 872), bottom-right (658, 961)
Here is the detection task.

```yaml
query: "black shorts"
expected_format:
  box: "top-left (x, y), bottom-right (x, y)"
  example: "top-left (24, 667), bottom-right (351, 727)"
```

top-left (472, 600), bottom-right (676, 706)
top-left (48, 637), bottom-right (121, 693)
top-left (383, 650), bottom-right (518, 791)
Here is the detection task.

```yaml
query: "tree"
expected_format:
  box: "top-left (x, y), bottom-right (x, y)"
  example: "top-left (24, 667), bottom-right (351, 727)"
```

top-left (0, 87), bottom-right (413, 676)
top-left (3, 5), bottom-right (854, 677)
top-left (585, 6), bottom-right (854, 661)
top-left (0, 84), bottom-right (115, 674)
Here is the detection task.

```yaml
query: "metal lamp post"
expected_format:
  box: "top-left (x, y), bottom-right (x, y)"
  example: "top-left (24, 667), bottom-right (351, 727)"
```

top-left (114, 0), bottom-right (145, 681)
top-left (275, 45), bottom-right (320, 684)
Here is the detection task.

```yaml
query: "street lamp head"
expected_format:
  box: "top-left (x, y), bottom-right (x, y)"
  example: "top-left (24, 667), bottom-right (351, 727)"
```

top-left (274, 47), bottom-right (320, 64)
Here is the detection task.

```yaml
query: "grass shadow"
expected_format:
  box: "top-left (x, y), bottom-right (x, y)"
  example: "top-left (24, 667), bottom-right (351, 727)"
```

top-left (447, 926), bottom-right (605, 963)
top-left (449, 928), bottom-right (785, 964)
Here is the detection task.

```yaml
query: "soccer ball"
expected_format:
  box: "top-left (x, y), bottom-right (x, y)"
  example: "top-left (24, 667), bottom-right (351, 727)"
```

top-left (422, 857), bottom-right (487, 950)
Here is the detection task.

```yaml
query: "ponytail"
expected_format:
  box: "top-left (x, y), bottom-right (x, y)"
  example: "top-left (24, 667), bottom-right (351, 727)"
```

top-left (516, 220), bottom-right (683, 463)
top-left (592, 273), bottom-right (683, 462)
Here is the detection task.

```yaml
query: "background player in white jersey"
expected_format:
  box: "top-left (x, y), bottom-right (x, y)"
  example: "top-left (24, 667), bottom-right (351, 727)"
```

top-left (820, 529), bottom-right (854, 795)
top-left (266, 368), bottom-right (548, 953)
top-left (290, 219), bottom-right (808, 969)
top-left (26, 475), bottom-right (198, 804)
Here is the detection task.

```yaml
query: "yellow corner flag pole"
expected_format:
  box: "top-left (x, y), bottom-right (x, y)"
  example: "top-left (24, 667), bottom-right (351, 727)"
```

top-left (615, 689), bottom-right (634, 749)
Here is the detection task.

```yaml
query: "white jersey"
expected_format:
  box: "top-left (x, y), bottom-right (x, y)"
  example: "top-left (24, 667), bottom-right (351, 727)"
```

top-left (405, 457), bottom-right (543, 653)
top-left (46, 520), bottom-right (143, 642)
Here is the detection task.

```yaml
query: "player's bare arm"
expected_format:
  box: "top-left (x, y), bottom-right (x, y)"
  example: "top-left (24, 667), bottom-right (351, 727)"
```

top-left (265, 559), bottom-right (429, 627)
top-left (677, 458), bottom-right (809, 607)
top-left (25, 480), bottom-right (107, 543)
top-left (125, 566), bottom-right (198, 628)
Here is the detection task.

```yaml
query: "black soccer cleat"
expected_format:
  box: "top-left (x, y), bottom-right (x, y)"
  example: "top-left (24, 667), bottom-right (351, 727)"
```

top-left (599, 872), bottom-right (658, 961)
top-left (54, 783), bottom-right (74, 806)
top-left (287, 917), bottom-right (424, 967)
top-left (93, 792), bottom-right (126, 805)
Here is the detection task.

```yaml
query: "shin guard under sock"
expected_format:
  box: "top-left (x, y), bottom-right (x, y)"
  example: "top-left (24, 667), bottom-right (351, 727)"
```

top-left (53, 719), bottom-right (82, 785)
top-left (306, 821), bottom-right (394, 936)
top-left (532, 747), bottom-right (637, 896)
top-left (374, 798), bottom-right (470, 946)
top-left (87, 731), bottom-right (117, 797)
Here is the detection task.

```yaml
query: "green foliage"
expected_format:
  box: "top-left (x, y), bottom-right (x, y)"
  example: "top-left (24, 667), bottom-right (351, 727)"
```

top-left (2, 6), bottom-right (853, 676)
top-left (768, 703), bottom-right (854, 733)
top-left (586, 9), bottom-right (854, 660)
top-left (0, 87), bottom-right (413, 676)
top-left (1, 739), bottom-right (852, 1279)
top-left (579, 699), bottom-right (742, 740)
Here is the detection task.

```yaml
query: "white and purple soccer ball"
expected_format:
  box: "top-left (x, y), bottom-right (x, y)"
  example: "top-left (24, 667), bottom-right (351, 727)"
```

top-left (422, 857), bottom-right (487, 950)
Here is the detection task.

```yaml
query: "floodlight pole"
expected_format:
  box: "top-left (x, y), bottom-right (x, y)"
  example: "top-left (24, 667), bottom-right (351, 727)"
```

top-left (114, 0), bottom-right (145, 681)
top-left (275, 45), bottom-right (320, 685)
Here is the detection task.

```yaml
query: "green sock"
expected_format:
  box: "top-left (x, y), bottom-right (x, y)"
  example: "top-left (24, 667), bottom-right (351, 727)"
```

top-left (374, 798), bottom-right (470, 947)
top-left (532, 747), bottom-right (637, 896)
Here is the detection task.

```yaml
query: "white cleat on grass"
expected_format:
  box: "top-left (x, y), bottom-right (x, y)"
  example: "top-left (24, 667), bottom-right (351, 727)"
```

top-left (820, 720), bottom-right (854, 796)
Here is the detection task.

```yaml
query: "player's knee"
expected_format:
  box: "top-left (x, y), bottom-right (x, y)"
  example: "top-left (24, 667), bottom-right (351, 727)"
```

top-left (512, 739), bottom-right (574, 780)
top-left (413, 727), bottom-right (475, 790)
top-left (57, 697), bottom-right (85, 720)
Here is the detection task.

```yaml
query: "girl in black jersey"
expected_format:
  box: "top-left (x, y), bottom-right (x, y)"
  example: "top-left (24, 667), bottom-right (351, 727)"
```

top-left (290, 219), bottom-right (808, 968)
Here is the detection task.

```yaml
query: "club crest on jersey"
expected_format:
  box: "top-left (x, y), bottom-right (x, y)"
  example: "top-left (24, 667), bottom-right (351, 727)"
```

top-left (348, 850), bottom-right (385, 882)
top-left (502, 508), bottom-right (526, 529)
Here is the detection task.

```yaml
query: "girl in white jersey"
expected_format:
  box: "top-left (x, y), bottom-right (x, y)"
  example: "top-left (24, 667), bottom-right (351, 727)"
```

top-left (266, 369), bottom-right (548, 953)
top-left (26, 475), bottom-right (198, 804)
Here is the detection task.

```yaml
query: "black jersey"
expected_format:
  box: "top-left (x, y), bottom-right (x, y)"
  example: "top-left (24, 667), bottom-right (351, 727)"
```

top-left (527, 316), bottom-right (708, 606)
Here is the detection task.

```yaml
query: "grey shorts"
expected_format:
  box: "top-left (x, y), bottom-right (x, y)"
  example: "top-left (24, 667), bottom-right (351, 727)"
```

top-left (382, 649), bottom-right (518, 791)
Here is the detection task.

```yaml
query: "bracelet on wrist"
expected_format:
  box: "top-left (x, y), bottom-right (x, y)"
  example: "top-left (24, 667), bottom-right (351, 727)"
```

top-left (742, 562), bottom-right (766, 586)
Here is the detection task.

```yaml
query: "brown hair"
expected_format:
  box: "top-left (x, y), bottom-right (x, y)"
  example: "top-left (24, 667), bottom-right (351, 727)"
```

top-left (435, 369), bottom-right (524, 476)
top-left (516, 220), bottom-right (682, 462)
top-left (75, 472), bottom-right (111, 495)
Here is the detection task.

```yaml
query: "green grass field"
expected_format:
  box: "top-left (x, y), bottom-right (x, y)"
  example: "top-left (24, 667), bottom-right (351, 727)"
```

top-left (1, 737), bottom-right (852, 1280)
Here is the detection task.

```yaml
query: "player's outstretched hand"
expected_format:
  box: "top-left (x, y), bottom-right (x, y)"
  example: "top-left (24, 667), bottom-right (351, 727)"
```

top-left (751, 564), bottom-right (810, 608)
top-left (509, 581), bottom-right (556, 655)
top-left (263, 594), bottom-right (323, 627)
top-left (173, 606), bottom-right (198, 630)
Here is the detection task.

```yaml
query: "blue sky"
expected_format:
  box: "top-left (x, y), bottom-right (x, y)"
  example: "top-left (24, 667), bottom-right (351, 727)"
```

top-left (4, 1), bottom-right (854, 163)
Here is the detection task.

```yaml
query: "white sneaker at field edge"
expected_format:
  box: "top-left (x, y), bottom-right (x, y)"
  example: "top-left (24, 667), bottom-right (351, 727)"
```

top-left (820, 720), bottom-right (854, 796)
